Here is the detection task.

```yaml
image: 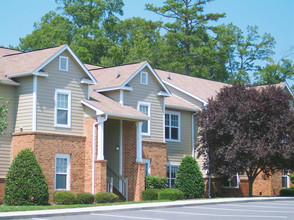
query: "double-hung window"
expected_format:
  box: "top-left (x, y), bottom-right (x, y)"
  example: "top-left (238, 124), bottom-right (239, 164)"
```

top-left (167, 163), bottom-right (179, 188)
top-left (222, 174), bottom-right (239, 188)
top-left (55, 154), bottom-right (70, 190)
top-left (165, 111), bottom-right (180, 142)
top-left (55, 89), bottom-right (71, 128)
top-left (282, 169), bottom-right (290, 188)
top-left (143, 159), bottom-right (151, 176)
top-left (140, 71), bottom-right (148, 85)
top-left (138, 101), bottom-right (151, 136)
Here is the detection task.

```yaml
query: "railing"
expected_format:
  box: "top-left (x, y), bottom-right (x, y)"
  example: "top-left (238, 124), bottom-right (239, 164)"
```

top-left (107, 165), bottom-right (128, 201)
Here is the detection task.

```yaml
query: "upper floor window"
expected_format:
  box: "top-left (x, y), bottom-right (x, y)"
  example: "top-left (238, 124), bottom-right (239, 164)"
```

top-left (55, 153), bottom-right (70, 190)
top-left (222, 174), bottom-right (239, 188)
top-left (165, 111), bottom-right (180, 142)
top-left (59, 56), bottom-right (68, 71)
top-left (140, 71), bottom-right (148, 85)
top-left (55, 89), bottom-right (71, 128)
top-left (138, 101), bottom-right (151, 136)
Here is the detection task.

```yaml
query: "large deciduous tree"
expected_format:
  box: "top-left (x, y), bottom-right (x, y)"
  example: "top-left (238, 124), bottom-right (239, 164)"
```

top-left (146, 0), bottom-right (225, 76)
top-left (197, 84), bottom-right (294, 196)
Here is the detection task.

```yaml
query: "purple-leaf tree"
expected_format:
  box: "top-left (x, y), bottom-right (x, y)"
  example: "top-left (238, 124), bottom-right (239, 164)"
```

top-left (197, 84), bottom-right (294, 196)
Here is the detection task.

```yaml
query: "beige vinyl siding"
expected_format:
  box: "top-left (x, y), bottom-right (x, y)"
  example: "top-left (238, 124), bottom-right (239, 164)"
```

top-left (167, 86), bottom-right (203, 109)
top-left (37, 51), bottom-right (88, 135)
top-left (0, 85), bottom-right (16, 178)
top-left (166, 109), bottom-right (192, 163)
top-left (124, 67), bottom-right (164, 142)
top-left (15, 76), bottom-right (33, 132)
top-left (103, 91), bottom-right (120, 103)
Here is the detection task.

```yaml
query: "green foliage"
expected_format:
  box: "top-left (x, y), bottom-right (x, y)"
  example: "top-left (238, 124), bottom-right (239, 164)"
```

top-left (53, 191), bottom-right (76, 205)
top-left (76, 192), bottom-right (94, 204)
top-left (0, 96), bottom-right (9, 136)
top-left (142, 189), bottom-right (160, 201)
top-left (174, 155), bottom-right (205, 198)
top-left (280, 188), bottom-right (294, 196)
top-left (4, 149), bottom-right (49, 206)
top-left (290, 172), bottom-right (294, 184)
top-left (158, 188), bottom-right (184, 201)
top-left (145, 176), bottom-right (168, 190)
top-left (94, 192), bottom-right (118, 203)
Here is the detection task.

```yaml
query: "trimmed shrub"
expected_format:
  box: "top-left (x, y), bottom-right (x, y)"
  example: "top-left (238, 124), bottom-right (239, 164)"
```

top-left (145, 176), bottom-right (168, 189)
top-left (142, 189), bottom-right (160, 200)
top-left (158, 188), bottom-right (184, 200)
top-left (76, 192), bottom-right (94, 204)
top-left (174, 155), bottom-right (205, 199)
top-left (290, 172), bottom-right (294, 184)
top-left (280, 188), bottom-right (294, 196)
top-left (94, 192), bottom-right (118, 203)
top-left (53, 191), bottom-right (77, 205)
top-left (4, 149), bottom-right (49, 205)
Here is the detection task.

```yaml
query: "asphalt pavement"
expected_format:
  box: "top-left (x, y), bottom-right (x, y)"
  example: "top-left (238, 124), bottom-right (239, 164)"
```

top-left (1, 196), bottom-right (294, 219)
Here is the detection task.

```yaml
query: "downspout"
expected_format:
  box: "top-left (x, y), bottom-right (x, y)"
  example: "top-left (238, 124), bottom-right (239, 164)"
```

top-left (91, 114), bottom-right (108, 195)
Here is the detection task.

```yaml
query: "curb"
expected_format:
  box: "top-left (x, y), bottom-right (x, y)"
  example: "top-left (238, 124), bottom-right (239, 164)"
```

top-left (1, 197), bottom-right (294, 219)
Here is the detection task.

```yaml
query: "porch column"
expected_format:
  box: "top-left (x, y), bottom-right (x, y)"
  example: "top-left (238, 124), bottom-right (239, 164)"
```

top-left (136, 122), bottom-right (143, 162)
top-left (97, 116), bottom-right (105, 160)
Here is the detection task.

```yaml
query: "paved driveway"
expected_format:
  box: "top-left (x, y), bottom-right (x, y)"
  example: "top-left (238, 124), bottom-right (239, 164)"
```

top-left (22, 200), bottom-right (294, 220)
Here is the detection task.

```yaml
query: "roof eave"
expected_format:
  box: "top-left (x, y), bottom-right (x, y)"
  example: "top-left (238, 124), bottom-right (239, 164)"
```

top-left (0, 80), bottom-right (20, 86)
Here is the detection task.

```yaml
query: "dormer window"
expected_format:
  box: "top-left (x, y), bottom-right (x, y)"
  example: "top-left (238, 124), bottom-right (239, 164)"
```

top-left (140, 71), bottom-right (148, 85)
top-left (59, 56), bottom-right (68, 71)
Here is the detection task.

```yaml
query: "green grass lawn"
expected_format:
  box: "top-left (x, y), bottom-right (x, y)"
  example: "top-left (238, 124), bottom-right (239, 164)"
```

top-left (0, 200), bottom-right (171, 212)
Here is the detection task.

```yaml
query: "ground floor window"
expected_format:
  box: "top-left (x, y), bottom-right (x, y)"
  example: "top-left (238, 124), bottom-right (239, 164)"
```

top-left (143, 159), bottom-right (151, 176)
top-left (55, 153), bottom-right (70, 190)
top-left (282, 169), bottom-right (290, 188)
top-left (222, 174), bottom-right (239, 188)
top-left (167, 163), bottom-right (179, 188)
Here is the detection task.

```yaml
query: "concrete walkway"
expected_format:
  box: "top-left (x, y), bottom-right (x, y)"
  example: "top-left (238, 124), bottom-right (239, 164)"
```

top-left (1, 197), bottom-right (294, 219)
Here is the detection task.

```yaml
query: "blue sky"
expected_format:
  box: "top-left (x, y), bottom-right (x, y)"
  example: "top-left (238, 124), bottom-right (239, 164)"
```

top-left (1, 0), bottom-right (293, 62)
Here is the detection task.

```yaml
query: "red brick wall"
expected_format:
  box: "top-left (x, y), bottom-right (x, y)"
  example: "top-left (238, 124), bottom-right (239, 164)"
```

top-left (122, 121), bottom-right (145, 201)
top-left (143, 141), bottom-right (167, 177)
top-left (94, 160), bottom-right (107, 193)
top-left (12, 132), bottom-right (86, 202)
top-left (0, 178), bottom-right (4, 203)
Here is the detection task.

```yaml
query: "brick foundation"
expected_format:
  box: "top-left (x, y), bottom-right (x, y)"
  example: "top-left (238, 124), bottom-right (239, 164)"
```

top-left (143, 141), bottom-right (167, 177)
top-left (94, 160), bottom-right (107, 193)
top-left (11, 132), bottom-right (87, 202)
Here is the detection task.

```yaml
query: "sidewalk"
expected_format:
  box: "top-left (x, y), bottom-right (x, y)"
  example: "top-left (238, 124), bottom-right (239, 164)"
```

top-left (1, 197), bottom-right (294, 219)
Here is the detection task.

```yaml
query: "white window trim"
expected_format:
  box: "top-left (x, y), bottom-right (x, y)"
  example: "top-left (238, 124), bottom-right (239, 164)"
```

top-left (165, 110), bottom-right (181, 142)
top-left (167, 162), bottom-right (180, 188)
top-left (143, 159), bottom-right (151, 176)
top-left (138, 101), bottom-right (151, 136)
top-left (282, 169), bottom-right (290, 188)
top-left (222, 173), bottom-right (240, 189)
top-left (55, 153), bottom-right (70, 191)
top-left (59, 56), bottom-right (69, 71)
top-left (140, 71), bottom-right (148, 85)
top-left (54, 89), bottom-right (72, 128)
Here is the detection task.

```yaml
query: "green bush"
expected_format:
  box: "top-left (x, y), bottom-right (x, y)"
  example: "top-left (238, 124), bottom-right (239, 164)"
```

top-left (280, 188), bottom-right (294, 196)
top-left (174, 155), bottom-right (205, 199)
top-left (158, 188), bottom-right (184, 200)
top-left (290, 172), bottom-right (294, 184)
top-left (76, 192), bottom-right (94, 204)
top-left (53, 191), bottom-right (77, 205)
top-left (4, 149), bottom-right (49, 205)
top-left (142, 189), bottom-right (160, 200)
top-left (145, 176), bottom-right (168, 189)
top-left (94, 192), bottom-right (118, 203)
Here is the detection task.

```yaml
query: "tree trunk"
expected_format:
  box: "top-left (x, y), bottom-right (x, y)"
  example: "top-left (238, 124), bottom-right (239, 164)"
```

top-left (248, 178), bottom-right (254, 197)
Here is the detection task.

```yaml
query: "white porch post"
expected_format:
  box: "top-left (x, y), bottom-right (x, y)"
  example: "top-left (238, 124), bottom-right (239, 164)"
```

top-left (136, 121), bottom-right (143, 162)
top-left (97, 116), bottom-right (106, 160)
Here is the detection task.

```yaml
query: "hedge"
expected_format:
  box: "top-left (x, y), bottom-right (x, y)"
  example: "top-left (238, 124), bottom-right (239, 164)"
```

top-left (280, 188), bottom-right (294, 196)
top-left (142, 189), bottom-right (160, 200)
top-left (94, 192), bottom-right (118, 203)
top-left (158, 188), bottom-right (184, 200)
top-left (145, 176), bottom-right (168, 189)
top-left (53, 191), bottom-right (77, 205)
top-left (76, 192), bottom-right (94, 204)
